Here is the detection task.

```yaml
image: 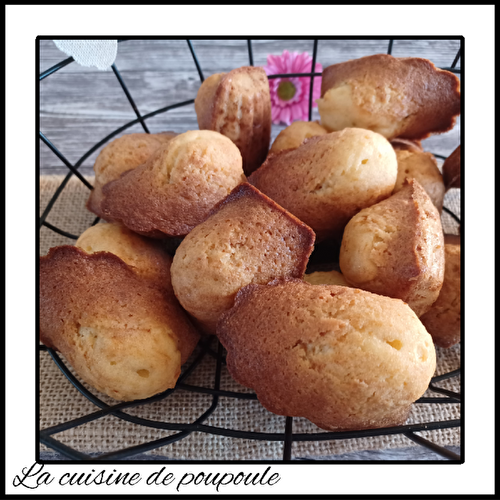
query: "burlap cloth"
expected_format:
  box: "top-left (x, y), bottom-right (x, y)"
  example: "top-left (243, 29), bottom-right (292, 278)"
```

top-left (39, 174), bottom-right (461, 460)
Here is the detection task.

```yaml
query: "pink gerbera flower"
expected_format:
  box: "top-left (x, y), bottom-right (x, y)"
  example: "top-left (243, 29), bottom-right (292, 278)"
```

top-left (263, 50), bottom-right (323, 126)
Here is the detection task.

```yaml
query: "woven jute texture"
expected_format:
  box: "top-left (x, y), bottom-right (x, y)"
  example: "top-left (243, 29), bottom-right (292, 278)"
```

top-left (39, 174), bottom-right (461, 460)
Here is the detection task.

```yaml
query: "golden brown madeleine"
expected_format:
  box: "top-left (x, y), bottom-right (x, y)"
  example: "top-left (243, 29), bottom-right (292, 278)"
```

top-left (87, 132), bottom-right (177, 218)
top-left (339, 179), bottom-right (445, 317)
top-left (420, 234), bottom-right (461, 348)
top-left (100, 130), bottom-right (246, 238)
top-left (269, 121), bottom-right (328, 154)
top-left (40, 246), bottom-right (200, 401)
top-left (390, 138), bottom-right (423, 153)
top-left (75, 223), bottom-right (200, 355)
top-left (317, 54), bottom-right (461, 140)
top-left (442, 145), bottom-right (461, 190)
top-left (303, 270), bottom-right (350, 287)
top-left (393, 149), bottom-right (445, 212)
top-left (170, 183), bottom-right (315, 334)
top-left (195, 67), bottom-right (271, 176)
top-left (249, 128), bottom-right (398, 241)
top-left (217, 279), bottom-right (436, 431)
top-left (75, 222), bottom-right (174, 292)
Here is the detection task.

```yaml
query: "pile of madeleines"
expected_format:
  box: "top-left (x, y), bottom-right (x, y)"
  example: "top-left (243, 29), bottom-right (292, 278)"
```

top-left (40, 54), bottom-right (462, 432)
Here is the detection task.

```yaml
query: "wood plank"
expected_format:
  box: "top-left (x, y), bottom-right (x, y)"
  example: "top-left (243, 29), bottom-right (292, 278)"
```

top-left (40, 38), bottom-right (461, 174)
top-left (40, 39), bottom-right (461, 73)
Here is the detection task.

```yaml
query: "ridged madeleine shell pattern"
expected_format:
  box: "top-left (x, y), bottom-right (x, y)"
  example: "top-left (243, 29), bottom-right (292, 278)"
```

top-left (196, 66), bottom-right (272, 176)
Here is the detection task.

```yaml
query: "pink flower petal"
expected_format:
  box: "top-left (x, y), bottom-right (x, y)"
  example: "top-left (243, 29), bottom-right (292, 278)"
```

top-left (267, 54), bottom-right (279, 66)
top-left (299, 53), bottom-right (312, 73)
top-left (281, 107), bottom-right (291, 125)
top-left (274, 98), bottom-right (287, 109)
top-left (290, 103), bottom-right (300, 121)
top-left (264, 50), bottom-right (326, 125)
top-left (267, 55), bottom-right (283, 73)
top-left (296, 79), bottom-right (308, 99)
top-left (263, 65), bottom-right (277, 76)
top-left (271, 106), bottom-right (282, 123)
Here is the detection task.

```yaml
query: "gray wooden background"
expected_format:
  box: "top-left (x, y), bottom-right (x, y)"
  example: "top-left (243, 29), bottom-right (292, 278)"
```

top-left (39, 39), bottom-right (461, 176)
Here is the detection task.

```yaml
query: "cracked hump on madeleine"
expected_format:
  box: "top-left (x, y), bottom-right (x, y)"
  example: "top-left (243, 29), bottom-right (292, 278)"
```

top-left (170, 183), bottom-right (315, 334)
top-left (339, 178), bottom-right (445, 317)
top-left (420, 235), bottom-right (461, 348)
top-left (87, 132), bottom-right (177, 219)
top-left (317, 54), bottom-right (461, 140)
top-left (195, 67), bottom-right (271, 176)
top-left (39, 246), bottom-right (200, 401)
top-left (249, 128), bottom-right (398, 241)
top-left (216, 278), bottom-right (436, 431)
top-left (100, 130), bottom-right (246, 238)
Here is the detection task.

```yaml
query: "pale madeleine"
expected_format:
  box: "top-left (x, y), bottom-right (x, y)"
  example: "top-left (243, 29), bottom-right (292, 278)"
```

top-left (217, 279), bottom-right (436, 431)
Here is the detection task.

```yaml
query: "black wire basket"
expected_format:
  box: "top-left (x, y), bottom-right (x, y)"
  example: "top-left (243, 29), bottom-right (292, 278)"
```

top-left (38, 38), bottom-right (462, 462)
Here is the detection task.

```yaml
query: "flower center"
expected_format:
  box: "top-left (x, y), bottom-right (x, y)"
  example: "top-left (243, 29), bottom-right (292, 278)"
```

top-left (277, 81), bottom-right (296, 101)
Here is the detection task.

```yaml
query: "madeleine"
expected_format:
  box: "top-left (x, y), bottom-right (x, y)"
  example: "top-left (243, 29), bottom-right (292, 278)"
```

top-left (317, 54), bottom-right (460, 140)
top-left (217, 279), bottom-right (436, 431)
top-left (339, 179), bottom-right (445, 317)
top-left (171, 183), bottom-right (315, 334)
top-left (249, 128), bottom-right (398, 241)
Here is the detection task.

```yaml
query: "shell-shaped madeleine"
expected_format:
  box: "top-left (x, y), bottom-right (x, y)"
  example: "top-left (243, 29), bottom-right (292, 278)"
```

top-left (339, 178), bottom-right (445, 317)
top-left (87, 132), bottom-right (177, 218)
top-left (100, 130), bottom-right (246, 238)
top-left (217, 279), bottom-right (436, 431)
top-left (249, 128), bottom-right (398, 241)
top-left (171, 183), bottom-right (315, 334)
top-left (39, 246), bottom-right (200, 401)
top-left (317, 54), bottom-right (460, 140)
top-left (195, 67), bottom-right (271, 176)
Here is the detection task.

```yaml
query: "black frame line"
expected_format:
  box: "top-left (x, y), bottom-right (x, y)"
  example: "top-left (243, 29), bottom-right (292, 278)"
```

top-left (38, 38), bottom-right (463, 463)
